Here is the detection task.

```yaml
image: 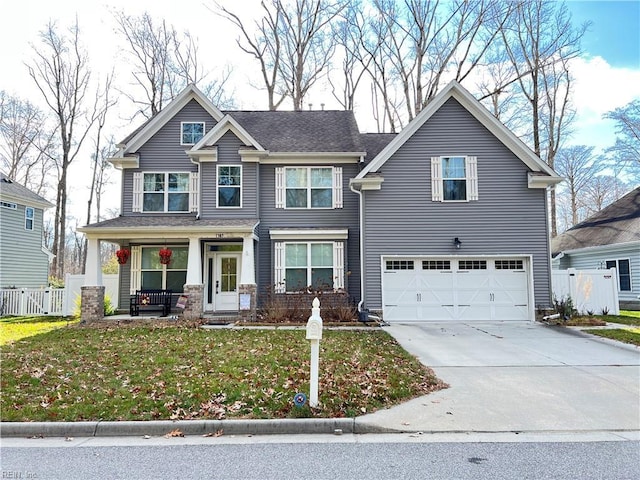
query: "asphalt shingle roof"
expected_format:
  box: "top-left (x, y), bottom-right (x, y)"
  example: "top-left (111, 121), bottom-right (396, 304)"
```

top-left (360, 133), bottom-right (397, 161)
top-left (551, 186), bottom-right (640, 255)
top-left (0, 173), bottom-right (52, 207)
top-left (82, 216), bottom-right (258, 230)
top-left (225, 110), bottom-right (365, 153)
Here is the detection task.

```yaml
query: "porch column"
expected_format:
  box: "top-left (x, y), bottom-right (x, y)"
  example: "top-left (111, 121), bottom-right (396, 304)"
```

top-left (183, 236), bottom-right (203, 320)
top-left (240, 234), bottom-right (256, 284)
top-left (81, 236), bottom-right (104, 322)
top-left (84, 236), bottom-right (102, 286)
top-left (186, 237), bottom-right (202, 284)
top-left (239, 234), bottom-right (257, 321)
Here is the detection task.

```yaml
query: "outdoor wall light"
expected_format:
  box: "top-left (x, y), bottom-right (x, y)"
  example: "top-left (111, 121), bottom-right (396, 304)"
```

top-left (454, 237), bottom-right (462, 249)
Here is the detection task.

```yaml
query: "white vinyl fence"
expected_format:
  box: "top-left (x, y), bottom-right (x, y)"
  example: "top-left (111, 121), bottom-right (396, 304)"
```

top-left (551, 268), bottom-right (620, 315)
top-left (0, 274), bottom-right (119, 317)
top-left (0, 288), bottom-right (66, 316)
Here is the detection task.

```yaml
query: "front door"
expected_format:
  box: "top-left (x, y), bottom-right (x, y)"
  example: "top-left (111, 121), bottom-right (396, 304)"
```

top-left (205, 252), bottom-right (241, 311)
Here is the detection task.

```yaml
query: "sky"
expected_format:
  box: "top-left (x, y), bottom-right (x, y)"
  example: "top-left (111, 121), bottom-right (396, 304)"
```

top-left (0, 0), bottom-right (639, 220)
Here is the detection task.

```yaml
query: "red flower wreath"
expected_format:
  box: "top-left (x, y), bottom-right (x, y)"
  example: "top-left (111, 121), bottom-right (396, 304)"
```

top-left (159, 248), bottom-right (173, 265)
top-left (116, 248), bottom-right (130, 265)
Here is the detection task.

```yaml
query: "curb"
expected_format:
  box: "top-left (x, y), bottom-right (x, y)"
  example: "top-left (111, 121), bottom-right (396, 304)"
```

top-left (0, 418), bottom-right (397, 438)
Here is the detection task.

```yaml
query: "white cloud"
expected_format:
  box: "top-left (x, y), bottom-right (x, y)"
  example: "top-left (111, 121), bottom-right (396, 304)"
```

top-left (568, 56), bottom-right (640, 150)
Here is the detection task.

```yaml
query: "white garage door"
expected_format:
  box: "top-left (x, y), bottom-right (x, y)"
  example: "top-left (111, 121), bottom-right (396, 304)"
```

top-left (382, 258), bottom-right (530, 322)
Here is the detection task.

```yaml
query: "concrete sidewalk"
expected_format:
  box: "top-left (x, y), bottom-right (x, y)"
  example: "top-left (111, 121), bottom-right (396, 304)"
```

top-left (358, 321), bottom-right (640, 433)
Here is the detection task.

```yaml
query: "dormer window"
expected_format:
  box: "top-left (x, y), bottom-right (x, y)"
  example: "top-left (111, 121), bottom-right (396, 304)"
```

top-left (181, 122), bottom-right (205, 145)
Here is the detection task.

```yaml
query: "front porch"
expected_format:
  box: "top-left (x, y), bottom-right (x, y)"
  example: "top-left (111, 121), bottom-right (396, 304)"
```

top-left (78, 217), bottom-right (259, 323)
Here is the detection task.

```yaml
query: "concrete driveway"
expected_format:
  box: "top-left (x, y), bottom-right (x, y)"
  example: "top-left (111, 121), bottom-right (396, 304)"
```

top-left (360, 322), bottom-right (640, 433)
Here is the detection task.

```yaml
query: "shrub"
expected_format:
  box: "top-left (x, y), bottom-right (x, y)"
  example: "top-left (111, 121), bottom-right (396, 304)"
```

top-left (73, 293), bottom-right (117, 317)
top-left (553, 295), bottom-right (576, 320)
top-left (258, 285), bottom-right (357, 323)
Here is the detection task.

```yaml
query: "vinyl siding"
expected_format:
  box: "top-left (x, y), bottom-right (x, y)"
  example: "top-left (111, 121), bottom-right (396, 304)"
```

top-left (361, 98), bottom-right (553, 310)
top-left (257, 163), bottom-right (361, 302)
top-left (122, 100), bottom-right (215, 216)
top-left (200, 131), bottom-right (258, 218)
top-left (553, 243), bottom-right (640, 305)
top-left (0, 204), bottom-right (49, 287)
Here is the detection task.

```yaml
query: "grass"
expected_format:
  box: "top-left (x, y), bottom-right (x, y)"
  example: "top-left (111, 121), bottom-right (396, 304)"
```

top-left (584, 328), bottom-right (640, 347)
top-left (566, 311), bottom-right (640, 346)
top-left (0, 316), bottom-right (79, 345)
top-left (0, 320), bottom-right (447, 422)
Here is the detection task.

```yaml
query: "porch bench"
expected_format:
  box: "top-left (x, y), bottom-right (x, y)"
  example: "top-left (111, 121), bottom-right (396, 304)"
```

top-left (129, 289), bottom-right (173, 317)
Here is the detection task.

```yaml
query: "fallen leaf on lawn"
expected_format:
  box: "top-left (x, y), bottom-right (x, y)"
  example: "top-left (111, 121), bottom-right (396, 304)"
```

top-left (164, 429), bottom-right (184, 438)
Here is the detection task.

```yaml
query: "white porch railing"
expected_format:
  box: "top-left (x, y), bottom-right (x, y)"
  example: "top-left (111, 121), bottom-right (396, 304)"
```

top-left (0, 288), bottom-right (66, 316)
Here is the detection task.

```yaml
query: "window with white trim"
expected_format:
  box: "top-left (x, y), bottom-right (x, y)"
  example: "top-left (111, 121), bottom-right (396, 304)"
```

top-left (25, 207), bottom-right (34, 230)
top-left (275, 166), bottom-right (343, 209)
top-left (217, 165), bottom-right (242, 207)
top-left (133, 172), bottom-right (196, 213)
top-left (1, 201), bottom-right (17, 209)
top-left (139, 246), bottom-right (188, 292)
top-left (431, 156), bottom-right (478, 202)
top-left (181, 122), bottom-right (205, 145)
top-left (274, 241), bottom-right (345, 292)
top-left (606, 259), bottom-right (631, 292)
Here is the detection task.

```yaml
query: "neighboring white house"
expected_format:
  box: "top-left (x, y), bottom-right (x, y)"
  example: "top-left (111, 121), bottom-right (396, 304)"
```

top-left (0, 173), bottom-right (53, 288)
top-left (551, 186), bottom-right (640, 310)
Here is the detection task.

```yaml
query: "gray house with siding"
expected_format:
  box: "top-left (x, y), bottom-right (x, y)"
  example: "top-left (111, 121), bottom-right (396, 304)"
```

top-left (79, 81), bottom-right (561, 321)
top-left (551, 186), bottom-right (640, 310)
top-left (0, 173), bottom-right (53, 288)
top-left (351, 82), bottom-right (562, 322)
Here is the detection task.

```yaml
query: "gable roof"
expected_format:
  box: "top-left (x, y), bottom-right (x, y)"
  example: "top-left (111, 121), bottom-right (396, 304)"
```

top-left (0, 173), bottom-right (53, 209)
top-left (190, 114), bottom-right (266, 155)
top-left (355, 81), bottom-right (562, 185)
top-left (551, 186), bottom-right (640, 255)
top-left (227, 110), bottom-right (365, 153)
top-left (117, 84), bottom-right (224, 155)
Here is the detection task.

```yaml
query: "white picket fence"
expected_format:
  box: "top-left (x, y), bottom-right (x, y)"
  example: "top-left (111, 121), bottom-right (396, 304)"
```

top-left (551, 268), bottom-right (620, 315)
top-left (0, 274), bottom-right (119, 317)
top-left (0, 288), bottom-right (66, 316)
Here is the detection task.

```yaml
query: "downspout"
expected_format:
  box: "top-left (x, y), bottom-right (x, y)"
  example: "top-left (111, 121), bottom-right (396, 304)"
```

top-left (349, 176), bottom-right (365, 314)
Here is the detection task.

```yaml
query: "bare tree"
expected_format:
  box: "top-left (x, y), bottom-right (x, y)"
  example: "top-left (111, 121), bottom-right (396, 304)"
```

top-left (113, 11), bottom-right (233, 118)
top-left (583, 175), bottom-right (628, 215)
top-left (216, 1), bottom-right (286, 110)
top-left (0, 92), bottom-right (57, 196)
top-left (498, 0), bottom-right (587, 236)
top-left (27, 19), bottom-right (100, 279)
top-left (218, 0), bottom-right (346, 111)
top-left (554, 145), bottom-right (601, 228)
top-left (328, 1), bottom-right (373, 110)
top-left (604, 99), bottom-right (640, 178)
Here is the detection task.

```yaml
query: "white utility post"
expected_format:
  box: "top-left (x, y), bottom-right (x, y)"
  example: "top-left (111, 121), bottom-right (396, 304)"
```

top-left (306, 297), bottom-right (323, 408)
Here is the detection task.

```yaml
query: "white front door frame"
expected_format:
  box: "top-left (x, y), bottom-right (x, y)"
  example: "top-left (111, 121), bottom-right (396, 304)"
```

top-left (203, 245), bottom-right (243, 312)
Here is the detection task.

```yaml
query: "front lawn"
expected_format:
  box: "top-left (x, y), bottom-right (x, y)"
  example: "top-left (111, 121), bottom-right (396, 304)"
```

top-left (0, 316), bottom-right (78, 345)
top-left (1, 322), bottom-right (446, 422)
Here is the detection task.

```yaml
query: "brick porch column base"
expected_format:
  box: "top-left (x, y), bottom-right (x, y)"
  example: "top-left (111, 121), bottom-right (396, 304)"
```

top-left (183, 284), bottom-right (204, 320)
top-left (81, 286), bottom-right (105, 322)
top-left (239, 283), bottom-right (257, 322)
